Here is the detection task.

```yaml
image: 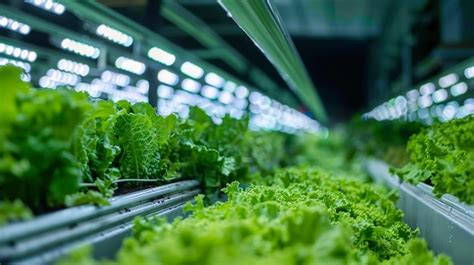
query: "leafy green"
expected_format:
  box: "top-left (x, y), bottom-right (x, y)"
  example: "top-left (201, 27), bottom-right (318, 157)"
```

top-left (59, 167), bottom-right (450, 265)
top-left (0, 68), bottom-right (90, 210)
top-left (393, 116), bottom-right (474, 204)
top-left (0, 200), bottom-right (33, 224)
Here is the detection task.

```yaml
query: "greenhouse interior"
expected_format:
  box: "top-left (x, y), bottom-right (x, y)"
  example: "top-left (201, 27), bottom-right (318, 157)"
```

top-left (0, 0), bottom-right (473, 264)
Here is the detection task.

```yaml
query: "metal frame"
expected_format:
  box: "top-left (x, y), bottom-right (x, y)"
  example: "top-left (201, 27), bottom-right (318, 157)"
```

top-left (365, 158), bottom-right (474, 265)
top-left (0, 180), bottom-right (200, 264)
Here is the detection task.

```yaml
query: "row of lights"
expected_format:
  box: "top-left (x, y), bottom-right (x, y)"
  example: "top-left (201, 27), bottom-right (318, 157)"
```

top-left (25, 0), bottom-right (65, 15)
top-left (96, 24), bottom-right (133, 47)
top-left (57, 58), bottom-right (90, 76)
top-left (0, 42), bottom-right (37, 62)
top-left (0, 16), bottom-right (31, 35)
top-left (0, 57), bottom-right (31, 72)
top-left (115, 56), bottom-right (146, 75)
top-left (60, 38), bottom-right (100, 59)
top-left (364, 65), bottom-right (474, 123)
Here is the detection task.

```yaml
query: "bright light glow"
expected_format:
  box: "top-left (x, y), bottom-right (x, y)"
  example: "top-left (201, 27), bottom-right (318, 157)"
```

top-left (465, 66), bottom-right (474, 79)
top-left (157, 69), bottom-right (179, 86)
top-left (432, 89), bottom-right (448, 103)
top-left (224, 81), bottom-right (237, 92)
top-left (101, 70), bottom-right (130, 87)
top-left (181, 78), bottom-right (201, 93)
top-left (0, 57), bottom-right (31, 72)
top-left (180, 62), bottom-right (204, 79)
top-left (57, 59), bottom-right (90, 76)
top-left (148, 47), bottom-right (176, 66)
top-left (96, 24), bottom-right (133, 47)
top-left (218, 91), bottom-right (234, 104)
top-left (205, 72), bottom-right (225, 87)
top-left (442, 105), bottom-right (457, 120)
top-left (0, 16), bottom-right (31, 35)
top-left (406, 89), bottom-right (419, 101)
top-left (450, 82), bottom-right (468, 97)
top-left (0, 42), bottom-right (37, 62)
top-left (438, 73), bottom-right (458, 88)
top-left (418, 95), bottom-right (433, 108)
top-left (235, 86), bottom-right (249, 99)
top-left (25, 0), bottom-right (65, 15)
top-left (136, 79), bottom-right (149, 94)
top-left (60, 38), bottom-right (100, 59)
top-left (419, 83), bottom-right (435, 95)
top-left (115, 56), bottom-right (146, 75)
top-left (201, 85), bottom-right (219, 99)
top-left (158, 85), bottom-right (174, 98)
top-left (43, 68), bottom-right (81, 87)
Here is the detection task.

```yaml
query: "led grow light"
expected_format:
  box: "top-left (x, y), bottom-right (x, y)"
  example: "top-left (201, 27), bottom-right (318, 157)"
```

top-left (57, 59), bottom-right (90, 76)
top-left (60, 38), bottom-right (100, 59)
top-left (158, 85), bottom-right (174, 99)
top-left (136, 79), bottom-right (149, 94)
top-left (235, 86), bottom-right (249, 99)
top-left (101, 70), bottom-right (130, 87)
top-left (465, 66), bottom-right (474, 79)
top-left (205, 72), bottom-right (224, 87)
top-left (25, 0), bottom-right (65, 15)
top-left (432, 89), bottom-right (448, 103)
top-left (0, 16), bottom-right (31, 35)
top-left (180, 61), bottom-right (204, 79)
top-left (438, 73), bottom-right (458, 88)
top-left (0, 42), bottom-right (37, 62)
top-left (96, 24), bottom-right (133, 47)
top-left (181, 78), bottom-right (201, 93)
top-left (201, 85), bottom-right (219, 99)
top-left (115, 56), bottom-right (146, 75)
top-left (419, 83), bottom-right (435, 95)
top-left (450, 82), bottom-right (468, 97)
top-left (148, 47), bottom-right (176, 66)
top-left (157, 69), bottom-right (179, 86)
top-left (218, 91), bottom-right (234, 104)
top-left (0, 57), bottom-right (31, 72)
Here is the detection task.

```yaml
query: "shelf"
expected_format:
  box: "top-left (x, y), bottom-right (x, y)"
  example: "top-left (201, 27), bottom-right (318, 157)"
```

top-left (0, 180), bottom-right (200, 265)
top-left (365, 159), bottom-right (474, 265)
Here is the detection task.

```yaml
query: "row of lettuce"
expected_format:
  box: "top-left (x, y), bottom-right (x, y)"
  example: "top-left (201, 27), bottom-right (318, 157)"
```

top-left (60, 168), bottom-right (451, 265)
top-left (0, 66), bottom-right (290, 222)
top-left (347, 116), bottom-right (474, 204)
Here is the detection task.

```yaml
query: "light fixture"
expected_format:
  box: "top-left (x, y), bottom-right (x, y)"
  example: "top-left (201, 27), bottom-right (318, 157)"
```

top-left (0, 57), bottom-right (31, 72)
top-left (158, 85), bottom-right (174, 98)
top-left (465, 66), bottom-right (474, 79)
top-left (25, 0), bottom-right (65, 15)
top-left (115, 56), bottom-right (146, 75)
top-left (101, 70), bottom-right (130, 87)
top-left (180, 61), bottom-right (204, 79)
top-left (0, 42), bottom-right (37, 62)
top-left (57, 59), bottom-right (90, 76)
top-left (0, 16), bottom-right (31, 35)
top-left (181, 78), bottom-right (201, 93)
top-left (419, 83), bottom-right (435, 95)
top-left (157, 69), bottom-right (179, 85)
top-left (205, 72), bottom-right (225, 87)
top-left (60, 38), bottom-right (100, 59)
top-left (235, 86), bottom-right (249, 99)
top-left (201, 85), bottom-right (219, 99)
top-left (450, 82), bottom-right (468, 97)
top-left (432, 89), bottom-right (448, 103)
top-left (96, 24), bottom-right (133, 47)
top-left (148, 47), bottom-right (176, 66)
top-left (438, 73), bottom-right (458, 88)
top-left (218, 91), bottom-right (234, 104)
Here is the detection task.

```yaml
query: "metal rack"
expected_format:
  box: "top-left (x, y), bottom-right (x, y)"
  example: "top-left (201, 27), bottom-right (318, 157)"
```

top-left (0, 180), bottom-right (200, 265)
top-left (365, 159), bottom-right (474, 265)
